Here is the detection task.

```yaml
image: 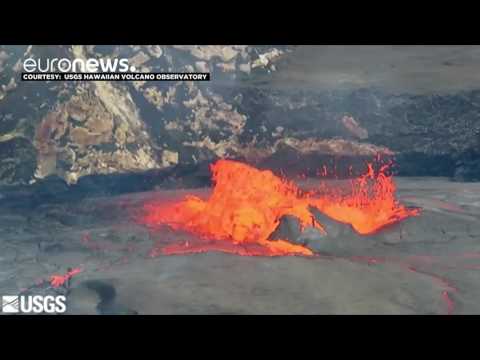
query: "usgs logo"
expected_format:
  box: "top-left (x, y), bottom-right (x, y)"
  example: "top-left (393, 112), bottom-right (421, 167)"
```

top-left (2, 295), bottom-right (67, 314)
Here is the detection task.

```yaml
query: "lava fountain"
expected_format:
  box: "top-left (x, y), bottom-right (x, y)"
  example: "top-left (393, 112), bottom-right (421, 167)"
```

top-left (140, 159), bottom-right (420, 256)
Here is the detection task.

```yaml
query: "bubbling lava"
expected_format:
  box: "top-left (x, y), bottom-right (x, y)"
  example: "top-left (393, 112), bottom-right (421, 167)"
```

top-left (309, 162), bottom-right (419, 235)
top-left (140, 159), bottom-right (419, 257)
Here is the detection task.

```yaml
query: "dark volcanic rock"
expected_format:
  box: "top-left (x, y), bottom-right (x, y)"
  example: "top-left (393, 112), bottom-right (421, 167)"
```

top-left (234, 86), bottom-right (480, 180)
top-left (268, 215), bottom-right (303, 243)
top-left (268, 209), bottom-right (376, 255)
top-left (453, 150), bottom-right (480, 182)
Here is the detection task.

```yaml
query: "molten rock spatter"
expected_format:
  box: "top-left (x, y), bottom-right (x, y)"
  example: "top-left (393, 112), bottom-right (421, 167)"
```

top-left (141, 159), bottom-right (419, 256)
top-left (49, 267), bottom-right (82, 288)
top-left (310, 163), bottom-right (420, 234)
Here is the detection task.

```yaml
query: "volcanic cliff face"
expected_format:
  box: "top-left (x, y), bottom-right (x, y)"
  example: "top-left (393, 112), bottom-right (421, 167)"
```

top-left (0, 45), bottom-right (294, 186)
top-left (0, 45), bottom-right (479, 188)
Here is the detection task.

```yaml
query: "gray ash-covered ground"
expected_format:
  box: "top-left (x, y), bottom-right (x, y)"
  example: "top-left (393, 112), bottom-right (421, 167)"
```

top-left (0, 176), bottom-right (480, 314)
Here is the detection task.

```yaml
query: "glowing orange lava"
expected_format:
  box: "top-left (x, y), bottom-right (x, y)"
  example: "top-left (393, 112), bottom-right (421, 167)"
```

top-left (141, 159), bottom-right (419, 256)
top-left (49, 267), bottom-right (82, 288)
top-left (310, 163), bottom-right (420, 235)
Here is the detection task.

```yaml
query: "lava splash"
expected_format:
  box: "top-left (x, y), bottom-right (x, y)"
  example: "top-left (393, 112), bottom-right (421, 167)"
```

top-left (310, 162), bottom-right (420, 235)
top-left (140, 159), bottom-right (419, 256)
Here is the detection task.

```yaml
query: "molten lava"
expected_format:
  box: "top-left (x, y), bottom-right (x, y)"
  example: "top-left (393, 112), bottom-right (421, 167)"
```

top-left (49, 267), bottom-right (82, 288)
top-left (141, 159), bottom-right (419, 257)
top-left (310, 163), bottom-right (419, 235)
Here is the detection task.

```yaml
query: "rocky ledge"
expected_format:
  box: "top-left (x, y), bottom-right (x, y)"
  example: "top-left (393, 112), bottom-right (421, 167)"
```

top-left (0, 45), bottom-right (479, 189)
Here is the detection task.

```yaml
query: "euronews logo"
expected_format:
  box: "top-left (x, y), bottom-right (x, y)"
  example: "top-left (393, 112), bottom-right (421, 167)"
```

top-left (23, 57), bottom-right (135, 73)
top-left (2, 295), bottom-right (67, 314)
